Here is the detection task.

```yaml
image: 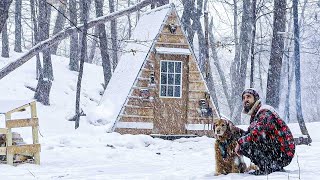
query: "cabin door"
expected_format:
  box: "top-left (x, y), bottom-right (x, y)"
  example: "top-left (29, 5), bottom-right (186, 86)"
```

top-left (153, 54), bottom-right (189, 134)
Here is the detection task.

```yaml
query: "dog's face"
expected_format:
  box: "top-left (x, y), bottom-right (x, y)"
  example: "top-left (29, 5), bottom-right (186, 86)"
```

top-left (213, 119), bottom-right (229, 137)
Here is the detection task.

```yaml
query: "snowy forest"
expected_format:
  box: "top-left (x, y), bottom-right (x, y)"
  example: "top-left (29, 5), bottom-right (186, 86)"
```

top-left (0, 0), bottom-right (320, 179)
top-left (1, 0), bottom-right (319, 126)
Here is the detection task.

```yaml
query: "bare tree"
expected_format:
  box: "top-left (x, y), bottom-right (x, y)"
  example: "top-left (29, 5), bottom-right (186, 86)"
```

top-left (14, 0), bottom-right (22, 52)
top-left (30, 0), bottom-right (42, 79)
top-left (69, 0), bottom-right (79, 71)
top-left (209, 18), bottom-right (231, 113)
top-left (250, 0), bottom-right (257, 88)
top-left (0, 0), bottom-right (13, 34)
top-left (109, 0), bottom-right (118, 70)
top-left (127, 0), bottom-right (132, 38)
top-left (34, 0), bottom-right (53, 105)
top-left (74, 0), bottom-right (89, 129)
top-left (51, 2), bottom-right (68, 54)
top-left (266, 0), bottom-right (286, 109)
top-left (1, 22), bottom-right (9, 57)
top-left (95, 0), bottom-right (112, 88)
top-left (230, 0), bottom-right (252, 124)
top-left (181, 0), bottom-right (194, 44)
top-left (293, 0), bottom-right (311, 143)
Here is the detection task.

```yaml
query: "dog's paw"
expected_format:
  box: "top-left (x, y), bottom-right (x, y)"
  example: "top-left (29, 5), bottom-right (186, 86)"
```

top-left (214, 172), bottom-right (221, 176)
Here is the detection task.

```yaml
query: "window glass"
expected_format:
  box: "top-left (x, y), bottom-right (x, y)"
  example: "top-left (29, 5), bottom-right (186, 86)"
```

top-left (160, 60), bottom-right (182, 98)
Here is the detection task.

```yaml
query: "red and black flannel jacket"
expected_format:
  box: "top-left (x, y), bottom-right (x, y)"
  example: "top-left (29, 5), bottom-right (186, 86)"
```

top-left (238, 103), bottom-right (295, 158)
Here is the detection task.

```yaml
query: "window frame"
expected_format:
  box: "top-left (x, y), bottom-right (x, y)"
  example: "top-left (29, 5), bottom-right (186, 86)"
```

top-left (159, 60), bottom-right (183, 98)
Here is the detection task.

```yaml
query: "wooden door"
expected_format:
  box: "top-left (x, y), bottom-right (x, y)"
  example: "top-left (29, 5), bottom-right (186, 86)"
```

top-left (153, 54), bottom-right (189, 134)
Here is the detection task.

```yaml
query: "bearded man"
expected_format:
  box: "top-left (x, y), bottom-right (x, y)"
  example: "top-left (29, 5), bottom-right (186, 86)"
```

top-left (235, 88), bottom-right (296, 175)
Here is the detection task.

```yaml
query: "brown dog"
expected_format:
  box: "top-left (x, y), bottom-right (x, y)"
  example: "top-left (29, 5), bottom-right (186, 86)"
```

top-left (213, 118), bottom-right (247, 176)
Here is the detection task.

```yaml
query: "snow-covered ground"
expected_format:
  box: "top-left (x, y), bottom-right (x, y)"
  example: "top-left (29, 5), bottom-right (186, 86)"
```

top-left (0, 53), bottom-right (319, 180)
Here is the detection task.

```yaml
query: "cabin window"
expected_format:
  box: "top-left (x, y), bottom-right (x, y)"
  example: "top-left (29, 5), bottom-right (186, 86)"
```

top-left (160, 60), bottom-right (182, 98)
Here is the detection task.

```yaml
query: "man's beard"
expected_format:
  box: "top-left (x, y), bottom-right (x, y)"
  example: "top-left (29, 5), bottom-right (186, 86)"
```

top-left (243, 101), bottom-right (254, 113)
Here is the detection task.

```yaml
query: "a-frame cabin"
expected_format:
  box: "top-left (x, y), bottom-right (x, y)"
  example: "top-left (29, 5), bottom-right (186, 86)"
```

top-left (96, 3), bottom-right (219, 137)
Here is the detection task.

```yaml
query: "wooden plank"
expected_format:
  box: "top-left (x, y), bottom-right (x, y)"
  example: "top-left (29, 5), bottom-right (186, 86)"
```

top-left (7, 103), bottom-right (31, 114)
top-left (7, 144), bottom-right (41, 154)
top-left (189, 92), bottom-right (206, 99)
top-left (124, 107), bottom-right (153, 117)
top-left (189, 80), bottom-right (203, 83)
top-left (156, 42), bottom-right (188, 46)
top-left (120, 115), bottom-right (154, 118)
top-left (6, 118), bottom-right (39, 128)
top-left (32, 126), bottom-right (39, 144)
top-left (0, 128), bottom-right (7, 134)
top-left (121, 116), bottom-right (154, 122)
top-left (137, 77), bottom-right (149, 81)
top-left (124, 105), bottom-right (153, 109)
top-left (189, 90), bottom-right (207, 93)
top-left (30, 101), bottom-right (37, 118)
top-left (0, 147), bottom-right (6, 155)
top-left (160, 32), bottom-right (184, 36)
top-left (34, 152), bottom-right (40, 165)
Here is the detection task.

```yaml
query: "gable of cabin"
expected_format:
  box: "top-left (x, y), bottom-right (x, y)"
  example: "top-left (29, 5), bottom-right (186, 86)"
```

top-left (114, 5), bottom-right (219, 137)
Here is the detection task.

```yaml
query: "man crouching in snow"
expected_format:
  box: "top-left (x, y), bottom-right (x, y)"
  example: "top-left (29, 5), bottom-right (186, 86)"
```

top-left (235, 88), bottom-right (296, 175)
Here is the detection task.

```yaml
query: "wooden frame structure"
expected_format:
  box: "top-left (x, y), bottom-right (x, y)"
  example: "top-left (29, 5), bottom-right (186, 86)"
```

top-left (0, 100), bottom-right (40, 165)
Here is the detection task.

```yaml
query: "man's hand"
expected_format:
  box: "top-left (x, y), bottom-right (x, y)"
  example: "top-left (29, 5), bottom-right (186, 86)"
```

top-left (235, 142), bottom-right (241, 156)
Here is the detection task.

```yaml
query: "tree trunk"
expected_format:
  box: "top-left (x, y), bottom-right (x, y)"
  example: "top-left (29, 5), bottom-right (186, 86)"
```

top-left (14, 0), bottom-right (22, 52)
top-left (109, 0), bottom-right (118, 70)
top-left (34, 0), bottom-right (53, 105)
top-left (51, 3), bottom-right (68, 54)
top-left (30, 0), bottom-right (42, 79)
top-left (181, 0), bottom-right (194, 45)
top-left (95, 0), bottom-right (112, 88)
top-left (209, 18), bottom-right (231, 112)
top-left (40, 0), bottom-right (53, 80)
top-left (231, 0), bottom-right (252, 124)
top-left (293, 0), bottom-right (311, 143)
top-left (0, 0), bottom-right (13, 34)
top-left (88, 27), bottom-right (99, 63)
top-left (266, 0), bottom-right (286, 109)
top-left (250, 0), bottom-right (257, 88)
top-left (34, 72), bottom-right (52, 106)
top-left (1, 22), bottom-right (9, 58)
top-left (69, 0), bottom-right (79, 71)
top-left (204, 2), bottom-right (220, 115)
top-left (127, 0), bottom-right (132, 38)
top-left (75, 0), bottom-right (89, 129)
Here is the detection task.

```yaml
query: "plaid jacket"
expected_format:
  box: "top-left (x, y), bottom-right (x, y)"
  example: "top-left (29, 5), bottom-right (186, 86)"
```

top-left (238, 102), bottom-right (295, 158)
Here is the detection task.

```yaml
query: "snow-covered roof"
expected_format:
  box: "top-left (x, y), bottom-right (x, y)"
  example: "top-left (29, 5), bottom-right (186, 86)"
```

top-left (89, 4), bottom-right (174, 129)
top-left (155, 47), bottom-right (191, 55)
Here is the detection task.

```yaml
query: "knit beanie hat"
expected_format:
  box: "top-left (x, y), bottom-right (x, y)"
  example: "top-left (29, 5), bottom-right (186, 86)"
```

top-left (242, 88), bottom-right (260, 101)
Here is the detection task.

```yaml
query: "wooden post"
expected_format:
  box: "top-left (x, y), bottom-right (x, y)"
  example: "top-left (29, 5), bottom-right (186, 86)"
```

top-left (30, 101), bottom-right (40, 165)
top-left (5, 112), bottom-right (13, 165)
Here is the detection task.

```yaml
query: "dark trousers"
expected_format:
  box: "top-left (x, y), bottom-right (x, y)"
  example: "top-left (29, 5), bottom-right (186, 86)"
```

top-left (241, 141), bottom-right (291, 172)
